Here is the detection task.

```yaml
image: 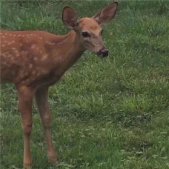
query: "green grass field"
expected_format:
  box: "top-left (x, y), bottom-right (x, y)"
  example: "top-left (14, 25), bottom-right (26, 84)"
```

top-left (0, 0), bottom-right (169, 169)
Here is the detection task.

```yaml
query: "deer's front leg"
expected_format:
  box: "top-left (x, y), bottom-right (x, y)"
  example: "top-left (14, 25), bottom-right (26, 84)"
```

top-left (18, 86), bottom-right (34, 169)
top-left (35, 87), bottom-right (58, 164)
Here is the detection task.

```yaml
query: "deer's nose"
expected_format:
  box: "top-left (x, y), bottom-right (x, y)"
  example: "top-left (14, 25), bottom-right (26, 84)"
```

top-left (97, 48), bottom-right (109, 57)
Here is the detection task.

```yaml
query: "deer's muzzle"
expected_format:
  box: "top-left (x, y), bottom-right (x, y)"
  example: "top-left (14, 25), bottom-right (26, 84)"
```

top-left (97, 48), bottom-right (109, 57)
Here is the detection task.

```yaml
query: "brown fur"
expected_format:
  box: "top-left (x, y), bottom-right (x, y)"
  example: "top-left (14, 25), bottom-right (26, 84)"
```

top-left (0, 31), bottom-right (83, 87)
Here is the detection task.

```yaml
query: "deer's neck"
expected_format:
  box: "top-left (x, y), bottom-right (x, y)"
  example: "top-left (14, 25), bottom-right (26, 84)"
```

top-left (49, 31), bottom-right (85, 73)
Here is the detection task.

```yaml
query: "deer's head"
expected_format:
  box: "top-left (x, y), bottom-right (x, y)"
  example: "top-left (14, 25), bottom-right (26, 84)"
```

top-left (62, 2), bottom-right (118, 57)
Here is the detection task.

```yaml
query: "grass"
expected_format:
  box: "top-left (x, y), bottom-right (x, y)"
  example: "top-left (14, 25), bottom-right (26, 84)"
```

top-left (0, 0), bottom-right (169, 169)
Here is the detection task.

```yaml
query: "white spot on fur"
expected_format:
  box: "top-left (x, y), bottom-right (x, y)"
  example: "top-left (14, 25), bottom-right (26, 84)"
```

top-left (41, 54), bottom-right (48, 61)
top-left (29, 64), bottom-right (33, 69)
top-left (46, 41), bottom-right (55, 45)
top-left (31, 44), bottom-right (36, 49)
top-left (33, 57), bottom-right (38, 61)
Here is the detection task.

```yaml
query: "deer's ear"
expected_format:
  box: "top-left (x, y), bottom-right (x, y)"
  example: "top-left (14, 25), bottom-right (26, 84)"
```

top-left (93, 2), bottom-right (118, 25)
top-left (62, 6), bottom-right (78, 29)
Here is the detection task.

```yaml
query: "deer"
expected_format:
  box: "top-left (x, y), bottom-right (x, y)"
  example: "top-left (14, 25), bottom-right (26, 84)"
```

top-left (0, 2), bottom-right (118, 169)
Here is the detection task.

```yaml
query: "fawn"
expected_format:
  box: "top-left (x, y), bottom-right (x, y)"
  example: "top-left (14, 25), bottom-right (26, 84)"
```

top-left (0, 2), bottom-right (118, 169)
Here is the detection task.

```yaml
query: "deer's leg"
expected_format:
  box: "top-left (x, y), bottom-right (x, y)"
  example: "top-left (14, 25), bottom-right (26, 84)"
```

top-left (35, 87), bottom-right (58, 164)
top-left (18, 86), bottom-right (34, 169)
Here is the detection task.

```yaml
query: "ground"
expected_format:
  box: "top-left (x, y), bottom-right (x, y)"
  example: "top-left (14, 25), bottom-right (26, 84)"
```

top-left (0, 0), bottom-right (169, 169)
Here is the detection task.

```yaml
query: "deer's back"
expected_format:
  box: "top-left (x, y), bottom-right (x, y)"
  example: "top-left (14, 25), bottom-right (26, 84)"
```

top-left (0, 30), bottom-right (64, 87)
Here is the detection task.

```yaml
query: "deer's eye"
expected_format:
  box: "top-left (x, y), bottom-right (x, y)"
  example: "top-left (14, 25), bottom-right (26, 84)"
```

top-left (82, 31), bottom-right (90, 38)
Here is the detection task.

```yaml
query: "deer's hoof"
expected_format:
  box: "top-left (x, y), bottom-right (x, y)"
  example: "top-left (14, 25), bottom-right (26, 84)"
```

top-left (24, 164), bottom-right (32, 169)
top-left (48, 152), bottom-right (59, 165)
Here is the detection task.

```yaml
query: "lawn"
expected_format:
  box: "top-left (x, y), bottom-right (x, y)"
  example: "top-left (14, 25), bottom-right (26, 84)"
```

top-left (0, 0), bottom-right (169, 169)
